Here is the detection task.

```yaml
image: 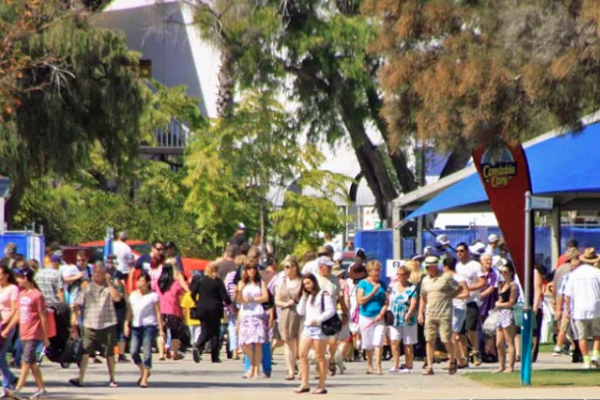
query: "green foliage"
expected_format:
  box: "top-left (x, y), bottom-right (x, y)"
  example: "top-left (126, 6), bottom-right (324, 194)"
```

top-left (184, 89), bottom-right (349, 253)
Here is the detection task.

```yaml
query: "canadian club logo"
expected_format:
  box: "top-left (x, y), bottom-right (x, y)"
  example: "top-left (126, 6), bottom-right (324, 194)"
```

top-left (480, 146), bottom-right (517, 188)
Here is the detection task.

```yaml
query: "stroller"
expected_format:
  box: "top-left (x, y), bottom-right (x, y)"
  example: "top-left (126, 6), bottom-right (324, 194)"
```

top-left (39, 303), bottom-right (81, 368)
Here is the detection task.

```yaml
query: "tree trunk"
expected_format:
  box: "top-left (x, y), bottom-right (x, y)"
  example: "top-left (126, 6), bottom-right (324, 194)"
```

top-left (439, 139), bottom-right (472, 178)
top-left (216, 47), bottom-right (235, 118)
top-left (338, 93), bottom-right (398, 221)
top-left (5, 176), bottom-right (26, 229)
top-left (365, 86), bottom-right (418, 193)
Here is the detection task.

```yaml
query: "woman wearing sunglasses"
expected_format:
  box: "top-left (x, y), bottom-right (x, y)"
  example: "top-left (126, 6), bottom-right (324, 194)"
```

top-left (494, 260), bottom-right (518, 373)
top-left (274, 257), bottom-right (303, 380)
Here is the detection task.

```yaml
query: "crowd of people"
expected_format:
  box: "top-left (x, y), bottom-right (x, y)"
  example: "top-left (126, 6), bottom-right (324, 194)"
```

top-left (0, 227), bottom-right (599, 398)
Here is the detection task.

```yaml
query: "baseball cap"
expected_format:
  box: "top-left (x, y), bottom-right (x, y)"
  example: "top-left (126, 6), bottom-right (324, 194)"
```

top-left (14, 267), bottom-right (34, 279)
top-left (488, 234), bottom-right (499, 243)
top-left (317, 256), bottom-right (334, 267)
top-left (237, 223), bottom-right (247, 230)
top-left (469, 242), bottom-right (486, 256)
top-left (333, 252), bottom-right (344, 262)
top-left (165, 241), bottom-right (177, 250)
top-left (50, 255), bottom-right (61, 263)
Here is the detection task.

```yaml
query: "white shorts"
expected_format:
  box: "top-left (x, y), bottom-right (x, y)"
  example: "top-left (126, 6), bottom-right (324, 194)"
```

top-left (359, 315), bottom-right (385, 350)
top-left (303, 325), bottom-right (327, 340)
top-left (388, 324), bottom-right (418, 345)
top-left (349, 322), bottom-right (360, 334)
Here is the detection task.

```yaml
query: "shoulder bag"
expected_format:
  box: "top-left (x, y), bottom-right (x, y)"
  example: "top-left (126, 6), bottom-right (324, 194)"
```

top-left (320, 292), bottom-right (342, 336)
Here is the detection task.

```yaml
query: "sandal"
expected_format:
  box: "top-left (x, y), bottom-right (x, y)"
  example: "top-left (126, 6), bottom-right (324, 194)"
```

top-left (294, 387), bottom-right (310, 394)
top-left (312, 389), bottom-right (327, 395)
top-left (69, 378), bottom-right (83, 387)
top-left (328, 362), bottom-right (336, 376)
top-left (109, 381), bottom-right (118, 388)
top-left (285, 374), bottom-right (295, 381)
top-left (448, 360), bottom-right (457, 375)
top-left (422, 368), bottom-right (434, 376)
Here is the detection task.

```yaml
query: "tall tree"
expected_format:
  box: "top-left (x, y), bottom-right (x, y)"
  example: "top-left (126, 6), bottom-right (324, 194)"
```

top-left (189, 0), bottom-right (427, 220)
top-left (363, 0), bottom-right (600, 151)
top-left (0, 1), bottom-right (149, 225)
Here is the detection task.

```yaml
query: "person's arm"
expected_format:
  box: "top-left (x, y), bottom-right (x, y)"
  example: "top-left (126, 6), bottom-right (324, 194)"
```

top-left (455, 281), bottom-right (469, 300)
top-left (555, 293), bottom-right (564, 321)
top-left (406, 297), bottom-right (418, 324)
top-left (255, 281), bottom-right (269, 304)
top-left (5, 288), bottom-right (18, 327)
top-left (337, 292), bottom-right (350, 325)
top-left (533, 269), bottom-right (543, 313)
top-left (218, 279), bottom-right (232, 306)
top-left (63, 272), bottom-right (84, 285)
top-left (108, 280), bottom-right (123, 302)
top-left (176, 270), bottom-right (190, 293)
top-left (418, 294), bottom-right (427, 325)
top-left (55, 274), bottom-right (65, 303)
top-left (356, 282), bottom-right (381, 305)
top-left (312, 292), bottom-right (335, 325)
top-left (296, 292), bottom-right (308, 316)
top-left (1, 302), bottom-right (19, 337)
top-left (154, 299), bottom-right (165, 338)
top-left (374, 290), bottom-right (389, 322)
top-left (124, 296), bottom-right (132, 338)
top-left (469, 276), bottom-right (486, 292)
top-left (37, 297), bottom-right (49, 347)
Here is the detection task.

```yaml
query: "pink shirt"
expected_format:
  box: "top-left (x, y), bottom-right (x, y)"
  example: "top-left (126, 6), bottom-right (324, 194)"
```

top-left (18, 289), bottom-right (46, 340)
top-left (0, 285), bottom-right (18, 322)
top-left (158, 281), bottom-right (184, 318)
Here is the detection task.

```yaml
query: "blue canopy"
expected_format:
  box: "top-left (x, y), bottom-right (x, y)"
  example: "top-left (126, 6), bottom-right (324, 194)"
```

top-left (406, 122), bottom-right (600, 220)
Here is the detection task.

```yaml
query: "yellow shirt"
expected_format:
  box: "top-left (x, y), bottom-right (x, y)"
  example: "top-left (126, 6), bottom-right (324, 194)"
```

top-left (181, 293), bottom-right (200, 326)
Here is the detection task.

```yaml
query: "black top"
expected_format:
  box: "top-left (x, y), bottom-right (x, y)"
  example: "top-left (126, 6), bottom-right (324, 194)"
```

top-left (190, 276), bottom-right (232, 317)
top-left (499, 283), bottom-right (512, 303)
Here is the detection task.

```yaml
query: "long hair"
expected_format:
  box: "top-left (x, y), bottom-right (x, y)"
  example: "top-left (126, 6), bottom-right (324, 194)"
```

top-left (303, 273), bottom-right (321, 305)
top-left (405, 260), bottom-right (422, 285)
top-left (241, 263), bottom-right (261, 285)
top-left (0, 265), bottom-right (17, 286)
top-left (158, 264), bottom-right (175, 294)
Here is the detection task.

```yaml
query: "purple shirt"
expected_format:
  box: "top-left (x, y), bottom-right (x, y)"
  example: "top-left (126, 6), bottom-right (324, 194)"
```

top-left (479, 268), bottom-right (499, 318)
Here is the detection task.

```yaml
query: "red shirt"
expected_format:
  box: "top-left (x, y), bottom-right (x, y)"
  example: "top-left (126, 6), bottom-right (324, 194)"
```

top-left (18, 289), bottom-right (45, 340)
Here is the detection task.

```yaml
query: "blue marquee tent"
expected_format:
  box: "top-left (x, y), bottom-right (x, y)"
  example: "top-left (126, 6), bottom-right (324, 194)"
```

top-left (406, 122), bottom-right (600, 220)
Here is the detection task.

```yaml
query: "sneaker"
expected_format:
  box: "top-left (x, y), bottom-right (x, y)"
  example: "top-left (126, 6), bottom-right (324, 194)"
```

top-left (8, 389), bottom-right (23, 400)
top-left (388, 367), bottom-right (398, 373)
top-left (399, 368), bottom-right (412, 374)
top-left (553, 347), bottom-right (569, 356)
top-left (29, 389), bottom-right (48, 399)
top-left (582, 362), bottom-right (592, 369)
top-left (118, 354), bottom-right (129, 363)
top-left (591, 358), bottom-right (600, 368)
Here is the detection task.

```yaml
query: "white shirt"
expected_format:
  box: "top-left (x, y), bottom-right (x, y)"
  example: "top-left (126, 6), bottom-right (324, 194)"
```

top-left (564, 265), bottom-right (600, 320)
top-left (240, 283), bottom-right (266, 317)
top-left (456, 260), bottom-right (484, 305)
top-left (485, 245), bottom-right (499, 256)
top-left (113, 240), bottom-right (133, 274)
top-left (297, 290), bottom-right (336, 327)
top-left (451, 274), bottom-right (467, 310)
top-left (129, 291), bottom-right (160, 327)
top-left (301, 259), bottom-right (319, 276)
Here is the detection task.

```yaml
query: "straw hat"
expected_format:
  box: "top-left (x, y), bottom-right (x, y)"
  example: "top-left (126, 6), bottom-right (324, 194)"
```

top-left (579, 247), bottom-right (600, 264)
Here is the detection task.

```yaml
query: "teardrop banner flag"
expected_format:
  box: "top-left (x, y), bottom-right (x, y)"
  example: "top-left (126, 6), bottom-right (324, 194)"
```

top-left (472, 143), bottom-right (533, 281)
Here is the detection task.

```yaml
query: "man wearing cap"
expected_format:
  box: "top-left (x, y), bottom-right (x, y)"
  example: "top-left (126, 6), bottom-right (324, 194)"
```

top-left (70, 261), bottom-right (123, 387)
top-left (228, 223), bottom-right (248, 247)
top-left (302, 246), bottom-right (333, 276)
top-left (165, 242), bottom-right (184, 273)
top-left (316, 255), bottom-right (349, 375)
top-left (454, 242), bottom-right (486, 366)
top-left (553, 248), bottom-right (580, 356)
top-left (35, 255), bottom-right (65, 305)
top-left (418, 256), bottom-right (463, 375)
top-left (564, 248), bottom-right (600, 369)
top-left (485, 235), bottom-right (500, 257)
top-left (112, 231), bottom-right (133, 282)
top-left (0, 243), bottom-right (17, 269)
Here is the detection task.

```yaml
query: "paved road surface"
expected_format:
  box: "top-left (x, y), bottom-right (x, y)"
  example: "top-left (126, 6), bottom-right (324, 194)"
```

top-left (15, 352), bottom-right (600, 399)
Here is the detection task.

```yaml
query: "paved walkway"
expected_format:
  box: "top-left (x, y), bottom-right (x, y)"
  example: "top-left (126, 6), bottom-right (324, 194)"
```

top-left (16, 352), bottom-right (600, 399)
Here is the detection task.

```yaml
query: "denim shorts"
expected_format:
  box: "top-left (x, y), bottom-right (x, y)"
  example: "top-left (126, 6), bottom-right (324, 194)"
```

top-left (452, 308), bottom-right (467, 333)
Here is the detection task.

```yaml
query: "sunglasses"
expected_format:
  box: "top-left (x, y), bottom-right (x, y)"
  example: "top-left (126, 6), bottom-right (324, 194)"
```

top-left (76, 259), bottom-right (86, 262)
top-left (456, 249), bottom-right (466, 253)
top-left (246, 266), bottom-right (258, 271)
top-left (155, 247), bottom-right (165, 251)
top-left (500, 270), bottom-right (510, 275)
top-left (398, 272), bottom-right (410, 277)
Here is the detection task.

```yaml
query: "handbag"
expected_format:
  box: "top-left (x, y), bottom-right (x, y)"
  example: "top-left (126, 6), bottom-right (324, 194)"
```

top-left (384, 310), bottom-right (395, 326)
top-left (513, 302), bottom-right (538, 330)
top-left (320, 293), bottom-right (342, 336)
top-left (483, 309), bottom-right (500, 335)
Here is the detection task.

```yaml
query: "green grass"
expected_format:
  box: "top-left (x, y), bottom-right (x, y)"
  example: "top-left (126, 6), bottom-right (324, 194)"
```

top-left (538, 343), bottom-right (555, 353)
top-left (464, 369), bottom-right (600, 388)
